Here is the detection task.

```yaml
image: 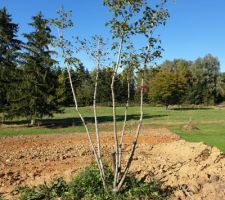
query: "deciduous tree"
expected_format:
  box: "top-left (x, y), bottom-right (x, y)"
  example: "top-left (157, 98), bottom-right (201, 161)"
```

top-left (149, 67), bottom-right (187, 108)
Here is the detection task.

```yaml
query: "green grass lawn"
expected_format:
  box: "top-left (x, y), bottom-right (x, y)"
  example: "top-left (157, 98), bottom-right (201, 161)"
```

top-left (1, 106), bottom-right (225, 152)
top-left (170, 124), bottom-right (225, 152)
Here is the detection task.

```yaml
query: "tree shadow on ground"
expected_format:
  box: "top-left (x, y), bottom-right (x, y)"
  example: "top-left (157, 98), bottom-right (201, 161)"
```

top-left (171, 107), bottom-right (212, 111)
top-left (2, 114), bottom-right (168, 128)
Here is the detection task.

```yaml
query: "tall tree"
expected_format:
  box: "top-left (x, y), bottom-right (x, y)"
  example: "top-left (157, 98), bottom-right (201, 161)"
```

top-left (159, 59), bottom-right (193, 104)
top-left (149, 67), bottom-right (187, 108)
top-left (95, 67), bottom-right (113, 104)
top-left (0, 7), bottom-right (21, 121)
top-left (75, 65), bottom-right (93, 106)
top-left (192, 54), bottom-right (220, 105)
top-left (13, 13), bottom-right (59, 124)
top-left (54, 67), bottom-right (68, 106)
top-left (218, 72), bottom-right (225, 102)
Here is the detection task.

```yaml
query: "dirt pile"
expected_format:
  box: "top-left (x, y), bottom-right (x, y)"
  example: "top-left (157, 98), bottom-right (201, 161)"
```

top-left (131, 140), bottom-right (225, 199)
top-left (1, 128), bottom-right (225, 199)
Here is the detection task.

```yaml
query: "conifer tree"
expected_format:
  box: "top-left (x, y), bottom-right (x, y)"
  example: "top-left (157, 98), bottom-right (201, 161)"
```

top-left (54, 67), bottom-right (67, 106)
top-left (14, 13), bottom-right (59, 124)
top-left (0, 7), bottom-right (21, 121)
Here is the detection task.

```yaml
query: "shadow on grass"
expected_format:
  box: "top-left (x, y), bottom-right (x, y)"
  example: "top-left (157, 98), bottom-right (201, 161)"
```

top-left (2, 114), bottom-right (168, 128)
top-left (171, 107), bottom-right (212, 111)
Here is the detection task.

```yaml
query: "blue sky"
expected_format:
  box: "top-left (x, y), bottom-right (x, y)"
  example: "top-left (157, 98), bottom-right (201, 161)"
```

top-left (1, 0), bottom-right (225, 71)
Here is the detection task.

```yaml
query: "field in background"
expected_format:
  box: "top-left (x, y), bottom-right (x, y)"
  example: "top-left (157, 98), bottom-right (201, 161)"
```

top-left (1, 106), bottom-right (225, 152)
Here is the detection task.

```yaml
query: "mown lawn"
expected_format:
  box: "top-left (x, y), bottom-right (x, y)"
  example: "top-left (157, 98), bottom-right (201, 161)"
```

top-left (171, 124), bottom-right (225, 152)
top-left (1, 106), bottom-right (225, 152)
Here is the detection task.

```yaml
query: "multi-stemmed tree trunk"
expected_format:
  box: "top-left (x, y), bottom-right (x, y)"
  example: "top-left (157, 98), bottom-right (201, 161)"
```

top-left (110, 37), bottom-right (124, 187)
top-left (104, 0), bottom-right (169, 192)
top-left (51, 8), bottom-right (108, 189)
top-left (52, 0), bottom-right (169, 193)
top-left (65, 60), bottom-right (107, 189)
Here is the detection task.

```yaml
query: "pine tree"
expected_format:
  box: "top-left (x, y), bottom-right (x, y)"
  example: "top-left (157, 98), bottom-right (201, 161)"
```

top-left (14, 13), bottom-right (59, 124)
top-left (54, 67), bottom-right (67, 106)
top-left (75, 64), bottom-right (93, 106)
top-left (0, 7), bottom-right (21, 121)
top-left (95, 67), bottom-right (112, 104)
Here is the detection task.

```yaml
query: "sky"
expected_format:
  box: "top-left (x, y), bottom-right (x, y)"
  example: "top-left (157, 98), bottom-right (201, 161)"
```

top-left (1, 0), bottom-right (225, 71)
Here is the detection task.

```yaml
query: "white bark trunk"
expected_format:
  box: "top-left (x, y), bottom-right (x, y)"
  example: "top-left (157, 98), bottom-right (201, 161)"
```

top-left (114, 42), bottom-right (150, 192)
top-left (113, 76), bottom-right (144, 192)
top-left (111, 38), bottom-right (124, 188)
top-left (118, 80), bottom-right (130, 180)
top-left (66, 65), bottom-right (107, 190)
top-left (93, 41), bottom-right (105, 177)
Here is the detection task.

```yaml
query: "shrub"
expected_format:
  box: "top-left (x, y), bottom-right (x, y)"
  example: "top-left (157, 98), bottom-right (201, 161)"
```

top-left (15, 178), bottom-right (68, 200)
top-left (14, 165), bottom-right (171, 200)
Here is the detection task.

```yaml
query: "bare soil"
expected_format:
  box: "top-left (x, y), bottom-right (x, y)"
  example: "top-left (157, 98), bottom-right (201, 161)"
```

top-left (0, 128), bottom-right (225, 199)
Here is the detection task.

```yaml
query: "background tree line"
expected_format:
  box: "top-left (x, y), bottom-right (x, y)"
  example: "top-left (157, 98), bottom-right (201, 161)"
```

top-left (1, 7), bottom-right (225, 123)
top-left (147, 55), bottom-right (225, 107)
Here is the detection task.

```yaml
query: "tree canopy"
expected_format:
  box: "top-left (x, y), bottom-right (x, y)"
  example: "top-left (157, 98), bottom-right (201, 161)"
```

top-left (0, 7), bottom-right (21, 117)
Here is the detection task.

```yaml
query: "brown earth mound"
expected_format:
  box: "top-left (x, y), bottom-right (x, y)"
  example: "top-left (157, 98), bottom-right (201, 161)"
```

top-left (132, 140), bottom-right (225, 199)
top-left (0, 128), bottom-right (225, 199)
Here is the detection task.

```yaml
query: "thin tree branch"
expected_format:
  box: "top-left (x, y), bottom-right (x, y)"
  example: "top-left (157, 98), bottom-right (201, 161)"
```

top-left (93, 39), bottom-right (105, 178)
top-left (118, 78), bottom-right (130, 181)
top-left (113, 75), bottom-right (144, 192)
top-left (66, 64), bottom-right (107, 190)
top-left (94, 41), bottom-right (101, 159)
top-left (57, 25), bottom-right (107, 190)
top-left (111, 37), bottom-right (124, 187)
top-left (114, 42), bottom-right (150, 192)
